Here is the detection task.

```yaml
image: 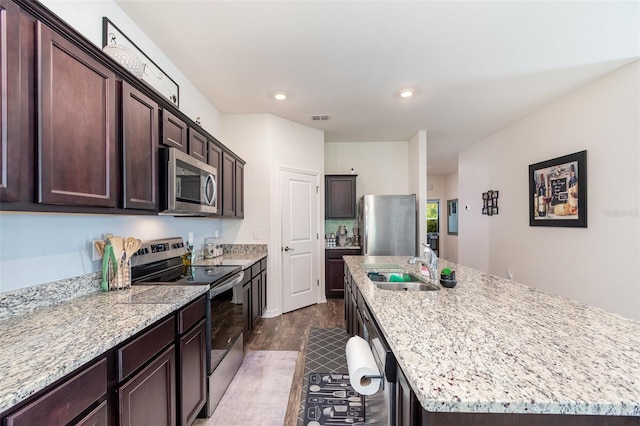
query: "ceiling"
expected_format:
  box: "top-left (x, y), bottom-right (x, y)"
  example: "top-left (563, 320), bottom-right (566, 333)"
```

top-left (115, 1), bottom-right (639, 175)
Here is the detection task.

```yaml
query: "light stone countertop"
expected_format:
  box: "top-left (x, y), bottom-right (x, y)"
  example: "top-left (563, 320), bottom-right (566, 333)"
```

top-left (192, 252), bottom-right (267, 269)
top-left (343, 255), bottom-right (640, 416)
top-left (0, 285), bottom-right (209, 414)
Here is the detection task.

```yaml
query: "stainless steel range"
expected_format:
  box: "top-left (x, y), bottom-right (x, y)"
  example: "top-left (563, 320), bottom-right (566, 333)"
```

top-left (130, 237), bottom-right (245, 418)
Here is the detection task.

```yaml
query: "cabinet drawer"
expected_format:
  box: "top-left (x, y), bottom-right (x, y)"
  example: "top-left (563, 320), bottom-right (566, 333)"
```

top-left (117, 316), bottom-right (176, 382)
top-left (251, 261), bottom-right (261, 278)
top-left (178, 295), bottom-right (206, 334)
top-left (260, 257), bottom-right (267, 271)
top-left (5, 358), bottom-right (107, 426)
top-left (76, 400), bottom-right (107, 426)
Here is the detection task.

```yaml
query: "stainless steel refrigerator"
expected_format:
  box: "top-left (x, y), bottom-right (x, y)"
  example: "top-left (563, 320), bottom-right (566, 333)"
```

top-left (358, 194), bottom-right (417, 256)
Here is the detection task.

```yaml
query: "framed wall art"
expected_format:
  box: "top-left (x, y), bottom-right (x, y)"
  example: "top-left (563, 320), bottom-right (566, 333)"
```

top-left (482, 190), bottom-right (499, 216)
top-left (529, 150), bottom-right (587, 228)
top-left (102, 17), bottom-right (179, 107)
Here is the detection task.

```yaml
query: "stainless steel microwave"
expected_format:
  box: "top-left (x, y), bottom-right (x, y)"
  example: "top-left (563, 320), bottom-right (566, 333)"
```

top-left (159, 147), bottom-right (218, 215)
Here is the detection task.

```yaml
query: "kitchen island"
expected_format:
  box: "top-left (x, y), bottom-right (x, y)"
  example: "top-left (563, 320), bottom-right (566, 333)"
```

top-left (344, 256), bottom-right (640, 424)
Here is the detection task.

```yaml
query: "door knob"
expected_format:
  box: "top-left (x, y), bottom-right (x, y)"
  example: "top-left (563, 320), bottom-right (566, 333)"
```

top-left (283, 246), bottom-right (294, 251)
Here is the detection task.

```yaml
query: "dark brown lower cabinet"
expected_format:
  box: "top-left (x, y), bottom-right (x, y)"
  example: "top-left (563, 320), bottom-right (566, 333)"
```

top-left (75, 401), bottom-right (108, 426)
top-left (243, 258), bottom-right (268, 333)
top-left (119, 346), bottom-right (176, 426)
top-left (260, 265), bottom-right (268, 315)
top-left (4, 358), bottom-right (107, 426)
top-left (251, 272), bottom-right (261, 325)
top-left (326, 249), bottom-right (361, 298)
top-left (396, 366), bottom-right (421, 426)
top-left (179, 320), bottom-right (206, 426)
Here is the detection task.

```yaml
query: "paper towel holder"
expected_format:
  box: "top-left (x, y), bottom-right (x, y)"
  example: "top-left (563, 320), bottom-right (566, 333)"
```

top-left (362, 374), bottom-right (385, 390)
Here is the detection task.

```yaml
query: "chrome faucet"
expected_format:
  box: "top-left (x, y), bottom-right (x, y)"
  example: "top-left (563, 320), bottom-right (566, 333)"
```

top-left (408, 248), bottom-right (438, 283)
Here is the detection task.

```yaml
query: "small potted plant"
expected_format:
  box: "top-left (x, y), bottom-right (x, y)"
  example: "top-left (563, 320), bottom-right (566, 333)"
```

top-left (440, 267), bottom-right (457, 288)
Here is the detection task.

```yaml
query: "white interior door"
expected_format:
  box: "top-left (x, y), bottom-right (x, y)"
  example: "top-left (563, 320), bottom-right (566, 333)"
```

top-left (281, 169), bottom-right (318, 313)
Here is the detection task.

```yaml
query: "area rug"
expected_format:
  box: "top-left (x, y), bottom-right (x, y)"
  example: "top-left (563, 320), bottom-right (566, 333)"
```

top-left (303, 372), bottom-right (365, 425)
top-left (297, 327), bottom-right (351, 425)
top-left (195, 350), bottom-right (298, 426)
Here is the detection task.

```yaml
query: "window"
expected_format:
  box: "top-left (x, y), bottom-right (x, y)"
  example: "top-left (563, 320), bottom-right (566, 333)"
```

top-left (427, 200), bottom-right (439, 234)
top-left (447, 199), bottom-right (458, 235)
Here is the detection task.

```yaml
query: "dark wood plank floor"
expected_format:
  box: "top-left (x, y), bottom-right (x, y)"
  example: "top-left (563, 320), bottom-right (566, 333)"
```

top-left (244, 299), bottom-right (345, 426)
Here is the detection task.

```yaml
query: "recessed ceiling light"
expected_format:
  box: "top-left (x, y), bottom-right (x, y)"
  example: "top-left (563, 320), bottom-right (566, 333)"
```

top-left (400, 89), bottom-right (414, 98)
top-left (274, 92), bottom-right (287, 101)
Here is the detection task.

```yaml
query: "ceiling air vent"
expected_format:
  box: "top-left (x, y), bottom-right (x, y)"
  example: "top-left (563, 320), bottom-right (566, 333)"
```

top-left (311, 114), bottom-right (331, 121)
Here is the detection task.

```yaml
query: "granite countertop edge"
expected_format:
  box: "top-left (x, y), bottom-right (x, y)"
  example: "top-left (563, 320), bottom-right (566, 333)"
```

top-left (343, 255), bottom-right (640, 417)
top-left (0, 285), bottom-right (209, 414)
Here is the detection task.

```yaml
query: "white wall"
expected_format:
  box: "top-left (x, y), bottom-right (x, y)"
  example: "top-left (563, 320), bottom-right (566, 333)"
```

top-left (458, 61), bottom-right (640, 320)
top-left (324, 141), bottom-right (410, 198)
top-left (221, 114), bottom-right (325, 317)
top-left (409, 131), bottom-right (428, 255)
top-left (443, 172), bottom-right (459, 262)
top-left (0, 0), bottom-right (225, 293)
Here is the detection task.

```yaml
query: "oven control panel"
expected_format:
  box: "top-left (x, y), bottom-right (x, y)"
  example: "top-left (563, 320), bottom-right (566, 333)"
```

top-left (130, 237), bottom-right (186, 267)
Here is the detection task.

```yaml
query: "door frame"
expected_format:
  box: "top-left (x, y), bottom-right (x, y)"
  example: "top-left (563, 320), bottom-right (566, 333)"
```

top-left (275, 166), bottom-right (323, 315)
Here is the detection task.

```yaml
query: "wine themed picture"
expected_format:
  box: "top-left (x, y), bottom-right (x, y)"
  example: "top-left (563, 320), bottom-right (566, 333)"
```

top-left (529, 150), bottom-right (587, 228)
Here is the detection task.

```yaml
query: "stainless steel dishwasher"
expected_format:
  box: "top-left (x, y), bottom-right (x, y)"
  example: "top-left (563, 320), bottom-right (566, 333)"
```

top-left (361, 302), bottom-right (397, 425)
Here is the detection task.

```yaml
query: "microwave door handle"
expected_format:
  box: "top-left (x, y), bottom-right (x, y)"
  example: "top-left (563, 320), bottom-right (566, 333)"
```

top-left (209, 271), bottom-right (244, 299)
top-left (203, 173), bottom-right (215, 206)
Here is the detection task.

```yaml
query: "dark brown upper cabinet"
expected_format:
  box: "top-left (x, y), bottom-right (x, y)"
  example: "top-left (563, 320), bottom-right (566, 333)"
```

top-left (220, 151), bottom-right (245, 218)
top-left (37, 22), bottom-right (117, 207)
top-left (188, 127), bottom-right (207, 162)
top-left (235, 161), bottom-right (244, 218)
top-left (122, 82), bottom-right (158, 211)
top-left (161, 109), bottom-right (187, 152)
top-left (325, 174), bottom-right (357, 219)
top-left (208, 141), bottom-right (222, 211)
top-left (0, 0), bottom-right (21, 202)
top-left (222, 152), bottom-right (235, 217)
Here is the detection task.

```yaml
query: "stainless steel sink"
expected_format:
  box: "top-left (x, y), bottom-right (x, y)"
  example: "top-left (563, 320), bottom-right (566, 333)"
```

top-left (374, 282), bottom-right (439, 292)
top-left (367, 272), bottom-right (439, 291)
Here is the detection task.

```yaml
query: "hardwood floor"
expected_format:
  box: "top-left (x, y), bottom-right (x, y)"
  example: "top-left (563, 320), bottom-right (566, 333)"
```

top-left (244, 299), bottom-right (345, 426)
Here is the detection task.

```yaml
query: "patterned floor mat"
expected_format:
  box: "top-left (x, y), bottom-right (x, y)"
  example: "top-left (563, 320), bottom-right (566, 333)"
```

top-left (302, 372), bottom-right (365, 425)
top-left (297, 327), bottom-right (351, 425)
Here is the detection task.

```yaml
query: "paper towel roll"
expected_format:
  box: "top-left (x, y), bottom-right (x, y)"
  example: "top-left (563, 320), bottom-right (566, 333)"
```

top-left (346, 335), bottom-right (381, 395)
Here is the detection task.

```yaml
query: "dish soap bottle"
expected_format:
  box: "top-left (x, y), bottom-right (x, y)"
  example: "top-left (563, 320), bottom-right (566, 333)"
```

top-left (421, 243), bottom-right (438, 278)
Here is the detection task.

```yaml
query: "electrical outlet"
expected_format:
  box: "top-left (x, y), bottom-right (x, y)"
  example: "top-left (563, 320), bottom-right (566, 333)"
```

top-left (507, 269), bottom-right (513, 280)
top-left (92, 240), bottom-right (105, 261)
top-left (253, 229), bottom-right (261, 240)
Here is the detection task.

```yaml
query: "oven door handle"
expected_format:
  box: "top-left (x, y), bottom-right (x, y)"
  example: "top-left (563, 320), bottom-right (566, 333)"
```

top-left (209, 271), bottom-right (244, 299)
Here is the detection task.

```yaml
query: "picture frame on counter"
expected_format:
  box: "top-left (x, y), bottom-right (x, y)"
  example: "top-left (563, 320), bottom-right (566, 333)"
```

top-left (529, 150), bottom-right (587, 228)
top-left (102, 17), bottom-right (180, 107)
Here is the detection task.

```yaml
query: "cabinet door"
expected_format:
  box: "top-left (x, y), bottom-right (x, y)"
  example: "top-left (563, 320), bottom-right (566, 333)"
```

top-left (325, 257), bottom-right (345, 298)
top-left (325, 175), bottom-right (357, 219)
top-left (235, 161), bottom-right (244, 217)
top-left (396, 366), bottom-right (421, 426)
top-left (242, 283), bottom-right (251, 333)
top-left (119, 346), bottom-right (176, 426)
top-left (179, 320), bottom-right (206, 426)
top-left (222, 152), bottom-right (235, 216)
top-left (251, 273), bottom-right (261, 326)
top-left (0, 0), bottom-right (21, 202)
top-left (207, 142), bottom-right (222, 211)
top-left (122, 82), bottom-right (158, 210)
top-left (162, 109), bottom-right (187, 152)
top-left (188, 127), bottom-right (207, 162)
top-left (37, 23), bottom-right (116, 207)
top-left (260, 267), bottom-right (267, 315)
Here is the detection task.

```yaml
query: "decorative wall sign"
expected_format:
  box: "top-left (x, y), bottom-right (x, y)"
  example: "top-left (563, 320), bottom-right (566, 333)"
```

top-left (482, 190), bottom-right (499, 216)
top-left (529, 150), bottom-right (587, 228)
top-left (102, 17), bottom-right (179, 107)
